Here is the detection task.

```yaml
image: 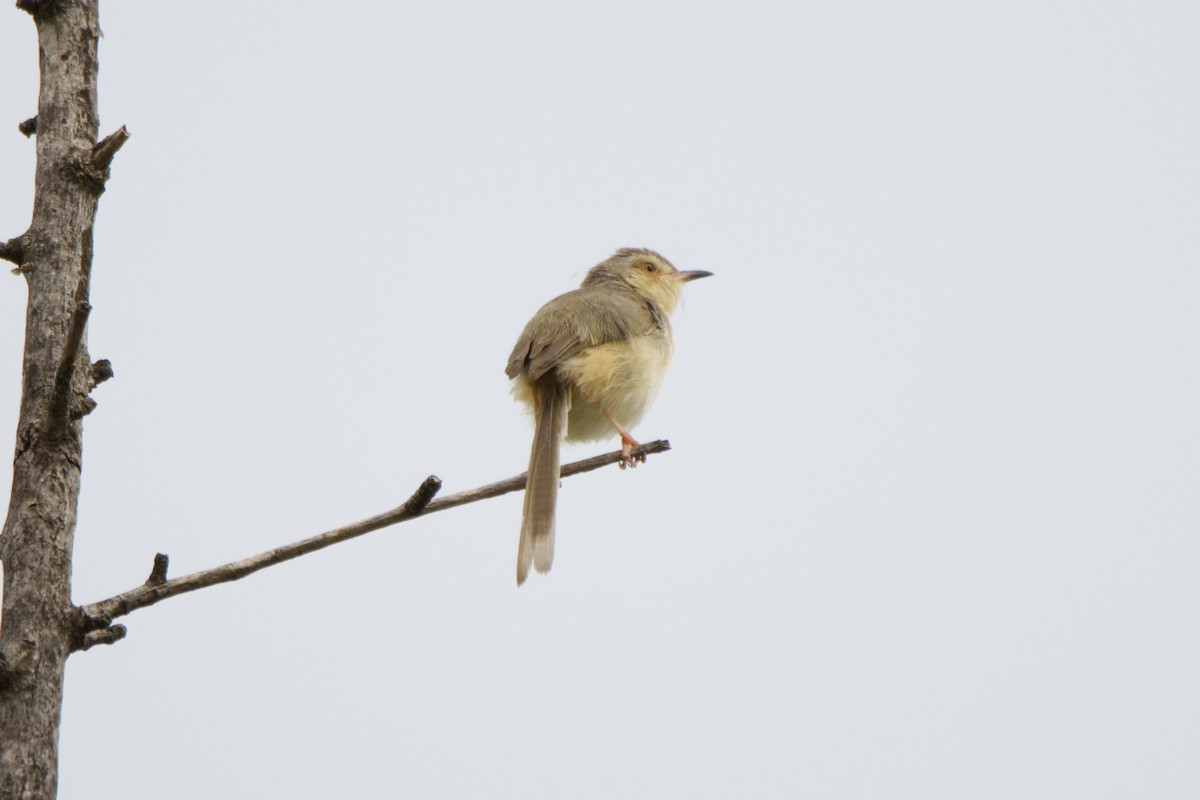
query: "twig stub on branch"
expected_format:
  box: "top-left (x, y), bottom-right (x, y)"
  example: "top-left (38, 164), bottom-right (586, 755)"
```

top-left (79, 626), bottom-right (127, 652)
top-left (147, 553), bottom-right (169, 586)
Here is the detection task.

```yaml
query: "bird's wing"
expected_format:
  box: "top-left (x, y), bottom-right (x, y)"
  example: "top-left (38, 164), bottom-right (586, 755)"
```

top-left (505, 288), bottom-right (656, 382)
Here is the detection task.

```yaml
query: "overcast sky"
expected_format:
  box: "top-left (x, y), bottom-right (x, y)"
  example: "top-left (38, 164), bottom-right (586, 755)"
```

top-left (1, 2), bottom-right (1198, 798)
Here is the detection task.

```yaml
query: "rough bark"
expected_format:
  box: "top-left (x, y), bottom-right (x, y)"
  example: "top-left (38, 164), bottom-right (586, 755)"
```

top-left (0, 1), bottom-right (109, 797)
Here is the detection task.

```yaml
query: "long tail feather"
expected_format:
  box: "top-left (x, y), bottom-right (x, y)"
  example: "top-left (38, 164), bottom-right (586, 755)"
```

top-left (517, 380), bottom-right (565, 585)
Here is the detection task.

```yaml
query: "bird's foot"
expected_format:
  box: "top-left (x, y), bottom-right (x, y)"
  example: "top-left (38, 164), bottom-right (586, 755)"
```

top-left (603, 410), bottom-right (645, 470)
top-left (619, 432), bottom-right (644, 470)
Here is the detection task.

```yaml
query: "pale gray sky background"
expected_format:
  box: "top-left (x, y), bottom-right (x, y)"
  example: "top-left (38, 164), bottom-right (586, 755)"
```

top-left (2, 2), bottom-right (1198, 798)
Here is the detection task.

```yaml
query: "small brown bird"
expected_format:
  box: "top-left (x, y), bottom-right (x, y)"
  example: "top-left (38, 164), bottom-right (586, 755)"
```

top-left (506, 247), bottom-right (712, 585)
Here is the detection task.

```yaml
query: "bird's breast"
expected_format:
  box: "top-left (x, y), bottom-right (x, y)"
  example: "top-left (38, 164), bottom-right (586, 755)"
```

top-left (558, 331), bottom-right (674, 442)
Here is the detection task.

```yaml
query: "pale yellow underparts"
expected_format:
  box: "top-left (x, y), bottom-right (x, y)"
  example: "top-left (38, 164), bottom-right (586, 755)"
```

top-left (511, 330), bottom-right (673, 443)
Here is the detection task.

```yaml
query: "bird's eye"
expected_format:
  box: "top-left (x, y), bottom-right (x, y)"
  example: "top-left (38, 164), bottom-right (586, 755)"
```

top-left (644, 262), bottom-right (656, 272)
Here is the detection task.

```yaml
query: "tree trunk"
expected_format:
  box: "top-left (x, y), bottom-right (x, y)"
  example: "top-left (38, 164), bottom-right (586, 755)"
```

top-left (0, 1), bottom-right (105, 796)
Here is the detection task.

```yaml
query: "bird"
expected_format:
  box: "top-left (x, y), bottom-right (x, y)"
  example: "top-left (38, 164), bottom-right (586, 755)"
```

top-left (505, 247), bottom-right (712, 585)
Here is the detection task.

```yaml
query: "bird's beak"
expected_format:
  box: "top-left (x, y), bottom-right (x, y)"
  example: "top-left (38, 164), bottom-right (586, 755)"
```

top-left (676, 270), bottom-right (714, 282)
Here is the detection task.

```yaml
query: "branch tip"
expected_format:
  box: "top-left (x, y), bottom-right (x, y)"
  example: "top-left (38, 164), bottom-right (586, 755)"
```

top-left (421, 438), bottom-right (672, 514)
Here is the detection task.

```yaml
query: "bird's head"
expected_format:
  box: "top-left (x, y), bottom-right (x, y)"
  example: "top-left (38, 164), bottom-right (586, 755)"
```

top-left (584, 248), bottom-right (713, 315)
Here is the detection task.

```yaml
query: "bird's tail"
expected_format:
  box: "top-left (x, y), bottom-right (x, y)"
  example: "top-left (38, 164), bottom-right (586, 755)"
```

top-left (517, 380), bottom-right (566, 585)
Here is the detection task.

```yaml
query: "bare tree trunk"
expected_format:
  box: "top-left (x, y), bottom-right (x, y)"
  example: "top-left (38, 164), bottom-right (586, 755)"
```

top-left (0, 1), bottom-right (112, 796)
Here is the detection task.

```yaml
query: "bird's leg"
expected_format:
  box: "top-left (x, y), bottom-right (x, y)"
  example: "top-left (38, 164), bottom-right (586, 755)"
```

top-left (602, 410), bottom-right (643, 469)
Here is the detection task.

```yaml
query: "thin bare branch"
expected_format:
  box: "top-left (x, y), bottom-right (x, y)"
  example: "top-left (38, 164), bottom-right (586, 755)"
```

top-left (80, 475), bottom-right (444, 627)
top-left (78, 439), bottom-right (671, 633)
top-left (425, 438), bottom-right (671, 514)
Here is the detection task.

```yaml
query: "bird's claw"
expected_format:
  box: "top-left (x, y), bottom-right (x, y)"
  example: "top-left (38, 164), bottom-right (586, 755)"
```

top-left (619, 435), bottom-right (644, 470)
